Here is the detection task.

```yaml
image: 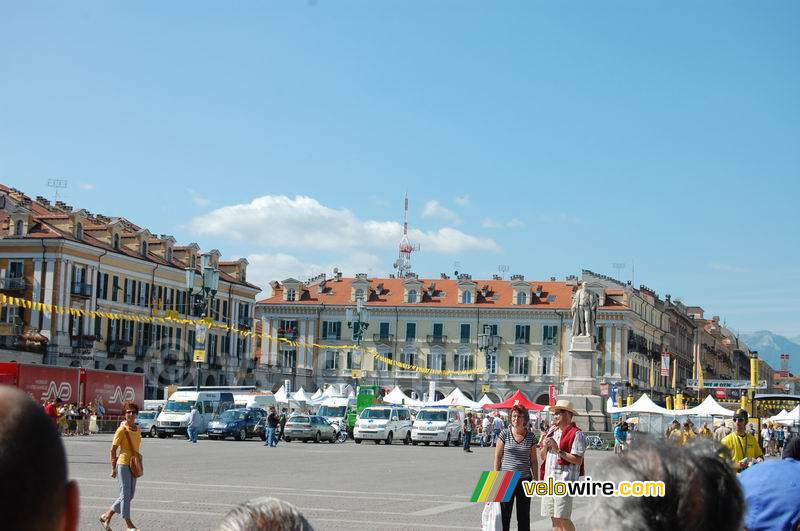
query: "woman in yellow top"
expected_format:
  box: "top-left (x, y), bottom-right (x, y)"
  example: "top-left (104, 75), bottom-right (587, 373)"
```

top-left (99, 401), bottom-right (142, 531)
top-left (699, 422), bottom-right (713, 439)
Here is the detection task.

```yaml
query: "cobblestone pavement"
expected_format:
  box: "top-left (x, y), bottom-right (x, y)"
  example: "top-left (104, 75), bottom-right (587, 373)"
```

top-left (65, 434), bottom-right (609, 530)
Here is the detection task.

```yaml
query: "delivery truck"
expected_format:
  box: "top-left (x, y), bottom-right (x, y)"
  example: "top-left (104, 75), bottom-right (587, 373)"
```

top-left (0, 362), bottom-right (144, 415)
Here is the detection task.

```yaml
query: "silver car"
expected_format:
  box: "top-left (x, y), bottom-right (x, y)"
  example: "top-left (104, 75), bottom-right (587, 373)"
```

top-left (283, 415), bottom-right (337, 443)
top-left (135, 410), bottom-right (159, 438)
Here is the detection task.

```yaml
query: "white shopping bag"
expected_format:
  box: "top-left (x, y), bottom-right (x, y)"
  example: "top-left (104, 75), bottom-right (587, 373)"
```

top-left (481, 501), bottom-right (502, 531)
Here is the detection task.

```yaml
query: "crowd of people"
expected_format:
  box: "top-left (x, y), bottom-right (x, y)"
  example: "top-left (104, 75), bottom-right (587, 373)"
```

top-left (42, 397), bottom-right (105, 436)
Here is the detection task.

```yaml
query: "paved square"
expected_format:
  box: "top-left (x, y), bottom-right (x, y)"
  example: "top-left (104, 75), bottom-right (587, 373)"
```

top-left (65, 434), bottom-right (610, 530)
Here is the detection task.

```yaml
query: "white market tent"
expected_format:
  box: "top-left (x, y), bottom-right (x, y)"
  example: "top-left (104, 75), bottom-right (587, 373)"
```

top-left (771, 405), bottom-right (800, 426)
top-left (609, 394), bottom-right (673, 415)
top-left (430, 387), bottom-right (482, 409)
top-left (383, 385), bottom-right (426, 407)
top-left (291, 387), bottom-right (316, 403)
top-left (274, 385), bottom-right (288, 403)
top-left (311, 389), bottom-right (324, 400)
top-left (322, 383), bottom-right (354, 398)
top-left (683, 395), bottom-right (735, 417)
top-left (477, 394), bottom-right (495, 408)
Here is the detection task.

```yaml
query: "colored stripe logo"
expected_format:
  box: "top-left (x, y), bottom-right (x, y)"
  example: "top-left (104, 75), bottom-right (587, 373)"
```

top-left (470, 471), bottom-right (521, 502)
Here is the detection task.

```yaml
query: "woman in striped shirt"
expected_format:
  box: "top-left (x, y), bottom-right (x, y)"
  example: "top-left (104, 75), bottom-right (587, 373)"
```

top-left (494, 404), bottom-right (538, 531)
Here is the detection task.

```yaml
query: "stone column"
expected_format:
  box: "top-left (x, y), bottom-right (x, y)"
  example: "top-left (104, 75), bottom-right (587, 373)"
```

top-left (559, 334), bottom-right (607, 431)
top-left (41, 260), bottom-right (55, 340)
top-left (31, 259), bottom-right (43, 329)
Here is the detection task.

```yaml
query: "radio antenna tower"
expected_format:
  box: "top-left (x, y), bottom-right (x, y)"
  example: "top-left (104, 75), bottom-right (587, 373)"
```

top-left (393, 194), bottom-right (418, 278)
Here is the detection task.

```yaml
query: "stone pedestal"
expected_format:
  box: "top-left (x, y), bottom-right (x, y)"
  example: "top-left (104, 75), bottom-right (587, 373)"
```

top-left (559, 336), bottom-right (608, 432)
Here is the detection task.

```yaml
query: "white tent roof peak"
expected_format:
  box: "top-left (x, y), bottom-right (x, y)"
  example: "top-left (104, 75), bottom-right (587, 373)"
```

top-left (383, 386), bottom-right (425, 407)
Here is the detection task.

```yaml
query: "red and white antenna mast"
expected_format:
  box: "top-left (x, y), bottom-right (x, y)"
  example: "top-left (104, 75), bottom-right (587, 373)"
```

top-left (394, 194), bottom-right (418, 278)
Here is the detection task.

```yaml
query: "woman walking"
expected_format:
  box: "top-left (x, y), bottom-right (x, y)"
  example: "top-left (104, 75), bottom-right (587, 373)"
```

top-left (494, 404), bottom-right (538, 531)
top-left (99, 401), bottom-right (141, 531)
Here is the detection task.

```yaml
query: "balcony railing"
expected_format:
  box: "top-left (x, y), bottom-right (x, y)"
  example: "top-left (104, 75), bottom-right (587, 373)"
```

top-left (107, 340), bottom-right (131, 356)
top-left (373, 333), bottom-right (394, 344)
top-left (277, 330), bottom-right (298, 340)
top-left (515, 337), bottom-right (530, 345)
top-left (237, 316), bottom-right (254, 329)
top-left (0, 277), bottom-right (26, 291)
top-left (71, 282), bottom-right (93, 297)
top-left (404, 336), bottom-right (417, 343)
top-left (70, 335), bottom-right (95, 349)
top-left (426, 334), bottom-right (447, 345)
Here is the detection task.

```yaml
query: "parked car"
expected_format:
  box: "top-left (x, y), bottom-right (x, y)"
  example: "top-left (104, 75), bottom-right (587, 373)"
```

top-left (353, 406), bottom-right (413, 445)
top-left (283, 414), bottom-right (337, 443)
top-left (135, 410), bottom-right (159, 438)
top-left (206, 408), bottom-right (265, 441)
top-left (411, 407), bottom-right (463, 446)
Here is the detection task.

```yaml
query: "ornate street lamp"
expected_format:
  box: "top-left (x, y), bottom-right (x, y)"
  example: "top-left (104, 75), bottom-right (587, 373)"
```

top-left (478, 324), bottom-right (501, 397)
top-left (185, 256), bottom-right (219, 392)
top-left (346, 297), bottom-right (370, 388)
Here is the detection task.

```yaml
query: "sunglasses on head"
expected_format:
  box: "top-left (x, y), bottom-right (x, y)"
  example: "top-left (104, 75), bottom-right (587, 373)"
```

top-left (734, 418), bottom-right (746, 422)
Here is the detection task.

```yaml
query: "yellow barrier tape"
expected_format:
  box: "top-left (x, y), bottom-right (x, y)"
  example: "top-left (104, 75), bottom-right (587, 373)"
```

top-left (0, 295), bottom-right (487, 376)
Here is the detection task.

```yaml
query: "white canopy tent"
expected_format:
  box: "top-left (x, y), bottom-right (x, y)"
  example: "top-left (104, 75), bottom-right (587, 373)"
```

top-left (274, 385), bottom-right (288, 403)
top-left (430, 387), bottom-right (482, 409)
top-left (383, 386), bottom-right (426, 407)
top-left (683, 395), bottom-right (735, 417)
top-left (291, 387), bottom-right (316, 403)
top-left (477, 394), bottom-right (495, 408)
top-left (608, 394), bottom-right (673, 415)
top-left (771, 405), bottom-right (800, 425)
top-left (322, 383), bottom-right (355, 398)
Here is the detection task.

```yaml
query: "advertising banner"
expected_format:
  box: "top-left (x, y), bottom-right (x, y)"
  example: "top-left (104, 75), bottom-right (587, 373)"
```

top-left (193, 322), bottom-right (208, 363)
top-left (16, 365), bottom-right (80, 404)
top-left (84, 370), bottom-right (145, 416)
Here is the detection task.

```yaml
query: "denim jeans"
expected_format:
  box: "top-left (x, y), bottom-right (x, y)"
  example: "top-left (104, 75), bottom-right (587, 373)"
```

top-left (463, 431), bottom-right (472, 450)
top-left (266, 427), bottom-right (275, 446)
top-left (111, 464), bottom-right (137, 519)
top-left (187, 427), bottom-right (198, 443)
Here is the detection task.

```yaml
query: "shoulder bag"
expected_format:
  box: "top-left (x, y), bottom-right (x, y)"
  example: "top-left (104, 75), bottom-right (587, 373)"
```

top-left (123, 427), bottom-right (144, 478)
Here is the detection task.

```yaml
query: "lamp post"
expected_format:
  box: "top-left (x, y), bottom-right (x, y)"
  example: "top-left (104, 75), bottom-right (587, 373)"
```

top-left (478, 324), bottom-right (501, 398)
top-left (346, 297), bottom-right (369, 389)
top-left (185, 256), bottom-right (219, 392)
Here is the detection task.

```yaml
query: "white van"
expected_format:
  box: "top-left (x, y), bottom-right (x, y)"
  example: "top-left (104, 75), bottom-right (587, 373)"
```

top-left (353, 405), bottom-right (413, 445)
top-left (317, 396), bottom-right (355, 427)
top-left (233, 392), bottom-right (278, 410)
top-left (411, 407), bottom-right (464, 446)
top-left (156, 390), bottom-right (235, 438)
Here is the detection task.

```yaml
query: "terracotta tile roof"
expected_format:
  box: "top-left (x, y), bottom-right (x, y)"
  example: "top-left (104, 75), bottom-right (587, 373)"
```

top-left (258, 277), bottom-right (627, 311)
top-left (1, 183), bottom-right (260, 292)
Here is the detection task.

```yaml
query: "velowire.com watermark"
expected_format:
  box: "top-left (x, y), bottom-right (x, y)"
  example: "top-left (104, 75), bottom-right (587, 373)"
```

top-left (470, 472), bottom-right (665, 502)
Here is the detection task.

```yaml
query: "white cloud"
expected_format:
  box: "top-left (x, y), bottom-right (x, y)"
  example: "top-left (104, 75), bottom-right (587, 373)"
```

top-left (482, 217), bottom-right (525, 229)
top-left (422, 200), bottom-right (462, 225)
top-left (189, 195), bottom-right (499, 255)
top-left (454, 195), bottom-right (471, 207)
top-left (79, 183), bottom-right (95, 190)
top-left (245, 251), bottom-right (387, 296)
top-left (188, 188), bottom-right (211, 208)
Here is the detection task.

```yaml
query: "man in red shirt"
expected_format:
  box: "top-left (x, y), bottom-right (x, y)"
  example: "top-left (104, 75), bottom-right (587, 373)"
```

top-left (44, 398), bottom-right (62, 424)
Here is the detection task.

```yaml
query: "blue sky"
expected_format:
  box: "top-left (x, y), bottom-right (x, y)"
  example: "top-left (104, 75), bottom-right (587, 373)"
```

top-left (2, 1), bottom-right (799, 337)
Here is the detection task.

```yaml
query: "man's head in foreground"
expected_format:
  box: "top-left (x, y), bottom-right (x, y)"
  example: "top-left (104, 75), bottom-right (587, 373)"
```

top-left (217, 496), bottom-right (314, 531)
top-left (589, 438), bottom-right (743, 531)
top-left (0, 386), bottom-right (79, 531)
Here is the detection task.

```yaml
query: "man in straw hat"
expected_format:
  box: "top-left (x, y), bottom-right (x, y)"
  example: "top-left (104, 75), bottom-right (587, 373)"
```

top-left (539, 399), bottom-right (586, 531)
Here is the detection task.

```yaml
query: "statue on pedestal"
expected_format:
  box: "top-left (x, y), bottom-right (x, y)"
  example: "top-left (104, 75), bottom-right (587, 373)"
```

top-left (571, 282), bottom-right (598, 344)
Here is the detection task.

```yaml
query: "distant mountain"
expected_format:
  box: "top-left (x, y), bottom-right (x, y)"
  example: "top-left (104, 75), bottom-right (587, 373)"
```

top-left (739, 331), bottom-right (800, 375)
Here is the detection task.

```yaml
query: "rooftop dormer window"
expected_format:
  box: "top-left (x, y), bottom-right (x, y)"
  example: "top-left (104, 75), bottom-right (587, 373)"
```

top-left (287, 288), bottom-right (297, 302)
top-left (408, 290), bottom-right (417, 303)
top-left (140, 241), bottom-right (148, 256)
top-left (76, 222), bottom-right (83, 240)
top-left (517, 292), bottom-right (527, 305)
top-left (112, 234), bottom-right (120, 250)
top-left (461, 291), bottom-right (472, 304)
top-left (14, 220), bottom-right (23, 236)
top-left (355, 289), bottom-right (364, 301)
top-left (166, 248), bottom-right (173, 262)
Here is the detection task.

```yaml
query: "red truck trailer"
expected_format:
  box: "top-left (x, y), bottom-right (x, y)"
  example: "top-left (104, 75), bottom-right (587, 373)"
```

top-left (0, 362), bottom-right (82, 404)
top-left (0, 363), bottom-right (144, 415)
top-left (83, 368), bottom-right (144, 416)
